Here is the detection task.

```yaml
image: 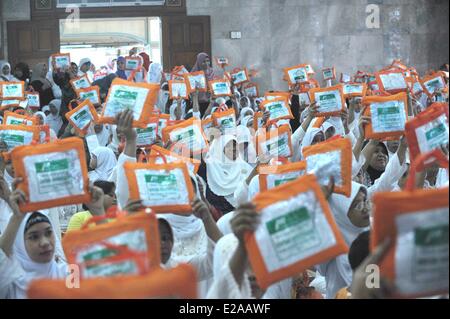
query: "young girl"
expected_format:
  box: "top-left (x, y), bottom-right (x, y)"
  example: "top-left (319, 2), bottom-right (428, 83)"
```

top-left (0, 189), bottom-right (68, 298)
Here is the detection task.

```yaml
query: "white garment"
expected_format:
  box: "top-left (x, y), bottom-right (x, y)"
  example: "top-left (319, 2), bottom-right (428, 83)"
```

top-left (236, 125), bottom-right (257, 165)
top-left (88, 146), bottom-right (117, 182)
top-left (0, 61), bottom-right (19, 81)
top-left (367, 153), bottom-right (408, 199)
top-left (318, 182), bottom-right (369, 299)
top-left (299, 127), bottom-right (322, 160)
top-left (216, 211), bottom-right (236, 236)
top-left (206, 135), bottom-right (252, 208)
top-left (45, 99), bottom-right (63, 134)
top-left (114, 153), bottom-right (136, 210)
top-left (436, 168), bottom-right (449, 188)
top-left (239, 107), bottom-right (254, 124)
top-left (169, 100), bottom-right (186, 120)
top-left (147, 63), bottom-right (163, 84)
top-left (291, 126), bottom-right (306, 162)
top-left (1, 212), bottom-right (68, 299)
top-left (160, 214), bottom-right (214, 298)
top-left (95, 124), bottom-right (112, 147)
top-left (208, 233), bottom-right (253, 299)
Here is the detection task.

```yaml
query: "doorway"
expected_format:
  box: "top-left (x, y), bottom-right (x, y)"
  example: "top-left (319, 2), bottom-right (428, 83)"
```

top-left (59, 16), bottom-right (162, 70)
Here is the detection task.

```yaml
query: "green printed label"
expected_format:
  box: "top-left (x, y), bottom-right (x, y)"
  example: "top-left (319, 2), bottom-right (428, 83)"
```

top-left (143, 173), bottom-right (180, 202)
top-left (145, 174), bottom-right (177, 186)
top-left (319, 93), bottom-right (336, 102)
top-left (274, 177), bottom-right (298, 187)
top-left (426, 124), bottom-right (446, 141)
top-left (9, 119), bottom-right (24, 125)
top-left (267, 207), bottom-right (310, 235)
top-left (112, 89), bottom-right (138, 111)
top-left (415, 225), bottom-right (449, 247)
top-left (267, 138), bottom-right (286, 152)
top-left (377, 106), bottom-right (400, 116)
top-left (73, 109), bottom-right (91, 123)
top-left (1, 134), bottom-right (25, 150)
top-left (267, 206), bottom-right (321, 262)
top-left (175, 129), bottom-right (195, 148)
top-left (35, 159), bottom-right (71, 194)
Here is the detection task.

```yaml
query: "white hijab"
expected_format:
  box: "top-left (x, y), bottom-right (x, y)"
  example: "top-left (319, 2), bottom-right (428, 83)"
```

top-left (89, 146), bottom-right (117, 182)
top-left (158, 213), bottom-right (207, 263)
top-left (298, 127), bottom-right (323, 161)
top-left (318, 182), bottom-right (370, 298)
top-left (205, 135), bottom-right (252, 207)
top-left (0, 61), bottom-right (18, 82)
top-left (45, 99), bottom-right (63, 134)
top-left (169, 100), bottom-right (186, 120)
top-left (236, 125), bottom-right (257, 166)
top-left (95, 124), bottom-right (111, 147)
top-left (7, 212), bottom-right (68, 299)
top-left (239, 107), bottom-right (254, 124)
top-left (241, 115), bottom-right (253, 129)
top-left (147, 63), bottom-right (163, 84)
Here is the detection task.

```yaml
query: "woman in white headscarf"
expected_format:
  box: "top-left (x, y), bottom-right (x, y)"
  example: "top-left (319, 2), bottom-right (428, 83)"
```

top-left (33, 112), bottom-right (58, 142)
top-left (169, 100), bottom-right (187, 120)
top-left (88, 146), bottom-right (117, 182)
top-left (94, 123), bottom-right (112, 147)
top-left (45, 99), bottom-right (63, 136)
top-left (239, 107), bottom-right (254, 125)
top-left (293, 127), bottom-right (325, 162)
top-left (30, 63), bottom-right (55, 107)
top-left (0, 61), bottom-right (19, 82)
top-left (240, 115), bottom-right (254, 129)
top-left (205, 135), bottom-right (253, 211)
top-left (236, 125), bottom-right (257, 166)
top-left (317, 182), bottom-right (371, 299)
top-left (147, 62), bottom-right (163, 84)
top-left (0, 209), bottom-right (68, 299)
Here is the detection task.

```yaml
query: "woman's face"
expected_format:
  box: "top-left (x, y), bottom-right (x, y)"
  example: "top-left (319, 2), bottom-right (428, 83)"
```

top-left (49, 104), bottom-right (58, 115)
top-left (325, 126), bottom-right (336, 140)
top-left (35, 114), bottom-right (44, 125)
top-left (158, 221), bottom-right (173, 264)
top-left (2, 64), bottom-right (10, 75)
top-left (94, 124), bottom-right (103, 134)
top-left (25, 222), bottom-right (55, 263)
top-left (14, 68), bottom-right (23, 79)
top-left (311, 131), bottom-right (325, 145)
top-left (42, 64), bottom-right (48, 76)
top-left (369, 145), bottom-right (388, 171)
top-left (386, 140), bottom-right (400, 154)
top-left (103, 187), bottom-right (117, 210)
top-left (70, 63), bottom-right (78, 74)
top-left (224, 140), bottom-right (238, 161)
top-left (348, 190), bottom-right (371, 228)
top-left (201, 57), bottom-right (210, 70)
top-left (90, 154), bottom-right (97, 170)
top-left (117, 60), bottom-right (125, 71)
top-left (245, 116), bottom-right (254, 129)
top-left (80, 62), bottom-right (91, 73)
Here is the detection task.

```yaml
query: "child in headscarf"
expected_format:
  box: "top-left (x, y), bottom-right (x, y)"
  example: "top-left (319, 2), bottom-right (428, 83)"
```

top-left (88, 147), bottom-right (118, 182)
top-left (0, 205), bottom-right (68, 299)
top-left (115, 56), bottom-right (127, 80)
top-left (205, 135), bottom-right (253, 213)
top-left (0, 61), bottom-right (19, 82)
top-left (317, 182), bottom-right (371, 299)
top-left (45, 99), bottom-right (63, 136)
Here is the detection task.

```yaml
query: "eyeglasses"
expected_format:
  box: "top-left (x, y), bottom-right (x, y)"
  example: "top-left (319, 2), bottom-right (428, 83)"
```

top-left (352, 199), bottom-right (371, 212)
